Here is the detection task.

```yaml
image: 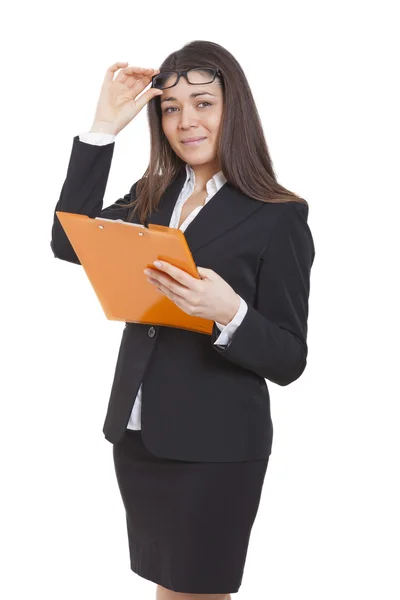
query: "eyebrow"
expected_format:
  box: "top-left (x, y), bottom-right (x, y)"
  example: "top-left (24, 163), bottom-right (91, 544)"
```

top-left (160, 91), bottom-right (216, 104)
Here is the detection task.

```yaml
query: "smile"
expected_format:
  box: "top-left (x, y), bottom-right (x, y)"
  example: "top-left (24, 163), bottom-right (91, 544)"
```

top-left (181, 138), bottom-right (207, 146)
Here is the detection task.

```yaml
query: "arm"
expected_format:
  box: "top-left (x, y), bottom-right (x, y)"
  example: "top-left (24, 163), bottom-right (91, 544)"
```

top-left (50, 133), bottom-right (138, 264)
top-left (211, 202), bottom-right (315, 386)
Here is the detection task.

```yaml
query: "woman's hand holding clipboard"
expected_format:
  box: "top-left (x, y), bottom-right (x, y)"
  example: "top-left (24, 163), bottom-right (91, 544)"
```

top-left (144, 260), bottom-right (241, 327)
top-left (55, 212), bottom-right (230, 335)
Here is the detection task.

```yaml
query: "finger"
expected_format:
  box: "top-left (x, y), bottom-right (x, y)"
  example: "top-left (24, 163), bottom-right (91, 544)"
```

top-left (196, 266), bottom-right (213, 279)
top-left (126, 78), bottom-right (163, 107)
top-left (148, 272), bottom-right (188, 297)
top-left (153, 280), bottom-right (173, 299)
top-left (129, 73), bottom-right (161, 97)
top-left (153, 261), bottom-right (200, 289)
top-left (124, 66), bottom-right (159, 73)
top-left (155, 282), bottom-right (195, 316)
top-left (116, 66), bottom-right (160, 86)
top-left (123, 67), bottom-right (160, 75)
top-left (104, 61), bottom-right (129, 83)
top-left (154, 284), bottom-right (189, 315)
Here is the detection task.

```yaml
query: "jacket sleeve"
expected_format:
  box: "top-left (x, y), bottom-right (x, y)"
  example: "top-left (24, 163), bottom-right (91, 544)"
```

top-left (50, 135), bottom-right (138, 265)
top-left (214, 296), bottom-right (248, 345)
top-left (211, 201), bottom-right (315, 386)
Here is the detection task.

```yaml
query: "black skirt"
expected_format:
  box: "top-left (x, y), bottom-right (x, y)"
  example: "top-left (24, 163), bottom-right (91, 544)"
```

top-left (112, 429), bottom-right (270, 595)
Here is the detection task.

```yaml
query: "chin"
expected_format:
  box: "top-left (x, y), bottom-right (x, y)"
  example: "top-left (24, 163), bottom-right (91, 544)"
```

top-left (181, 147), bottom-right (214, 159)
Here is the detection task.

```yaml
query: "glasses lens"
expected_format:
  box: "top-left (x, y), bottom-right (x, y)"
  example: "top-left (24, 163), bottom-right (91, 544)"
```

top-left (153, 68), bottom-right (217, 89)
top-left (153, 71), bottom-right (179, 89)
top-left (186, 68), bottom-right (216, 84)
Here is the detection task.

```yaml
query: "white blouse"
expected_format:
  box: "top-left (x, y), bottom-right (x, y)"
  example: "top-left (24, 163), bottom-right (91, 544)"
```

top-left (79, 131), bottom-right (248, 429)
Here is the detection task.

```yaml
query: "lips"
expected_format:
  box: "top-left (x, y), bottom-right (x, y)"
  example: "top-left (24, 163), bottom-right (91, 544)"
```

top-left (181, 137), bottom-right (207, 143)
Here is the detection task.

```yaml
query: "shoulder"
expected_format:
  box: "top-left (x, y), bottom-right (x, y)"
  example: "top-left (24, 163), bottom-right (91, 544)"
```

top-left (257, 198), bottom-right (310, 240)
top-left (273, 198), bottom-right (310, 221)
top-left (261, 199), bottom-right (315, 260)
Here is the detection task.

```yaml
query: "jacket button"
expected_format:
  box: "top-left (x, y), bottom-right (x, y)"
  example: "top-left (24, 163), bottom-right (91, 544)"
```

top-left (148, 326), bottom-right (156, 338)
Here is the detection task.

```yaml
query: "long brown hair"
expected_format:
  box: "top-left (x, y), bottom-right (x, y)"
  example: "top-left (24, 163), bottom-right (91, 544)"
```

top-left (126, 40), bottom-right (307, 224)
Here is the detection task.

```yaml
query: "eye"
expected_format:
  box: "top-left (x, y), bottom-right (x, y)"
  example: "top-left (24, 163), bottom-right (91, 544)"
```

top-left (163, 101), bottom-right (212, 114)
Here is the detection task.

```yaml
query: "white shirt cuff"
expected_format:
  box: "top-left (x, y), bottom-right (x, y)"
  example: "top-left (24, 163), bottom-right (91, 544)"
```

top-left (213, 296), bottom-right (248, 345)
top-left (79, 132), bottom-right (117, 145)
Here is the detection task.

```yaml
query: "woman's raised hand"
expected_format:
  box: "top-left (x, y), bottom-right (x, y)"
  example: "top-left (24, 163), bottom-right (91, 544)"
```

top-left (90, 62), bottom-right (163, 135)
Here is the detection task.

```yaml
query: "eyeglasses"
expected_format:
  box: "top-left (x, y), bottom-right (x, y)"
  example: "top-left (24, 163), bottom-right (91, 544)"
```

top-left (151, 67), bottom-right (222, 90)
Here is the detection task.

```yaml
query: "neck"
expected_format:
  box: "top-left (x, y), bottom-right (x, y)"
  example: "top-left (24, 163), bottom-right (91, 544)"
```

top-left (189, 160), bottom-right (222, 192)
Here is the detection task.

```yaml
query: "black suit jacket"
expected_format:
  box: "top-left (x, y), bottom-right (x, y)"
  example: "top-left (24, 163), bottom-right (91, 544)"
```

top-left (51, 135), bottom-right (315, 462)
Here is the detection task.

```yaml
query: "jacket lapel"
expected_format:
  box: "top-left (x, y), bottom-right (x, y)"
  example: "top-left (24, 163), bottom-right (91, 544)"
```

top-left (149, 172), bottom-right (265, 256)
top-left (148, 170), bottom-right (186, 227)
top-left (182, 183), bottom-right (265, 256)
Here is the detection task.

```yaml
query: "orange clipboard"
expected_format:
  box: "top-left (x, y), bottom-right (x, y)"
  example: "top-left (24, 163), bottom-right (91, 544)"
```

top-left (55, 211), bottom-right (214, 335)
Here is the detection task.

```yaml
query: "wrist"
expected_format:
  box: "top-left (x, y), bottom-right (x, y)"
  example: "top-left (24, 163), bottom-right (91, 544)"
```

top-left (90, 121), bottom-right (119, 135)
top-left (216, 294), bottom-right (240, 326)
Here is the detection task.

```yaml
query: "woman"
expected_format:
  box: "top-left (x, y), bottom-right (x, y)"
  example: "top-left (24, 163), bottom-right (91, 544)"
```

top-left (51, 40), bottom-right (315, 600)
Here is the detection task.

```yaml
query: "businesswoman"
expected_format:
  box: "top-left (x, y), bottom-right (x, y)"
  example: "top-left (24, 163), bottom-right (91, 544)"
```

top-left (51, 40), bottom-right (315, 600)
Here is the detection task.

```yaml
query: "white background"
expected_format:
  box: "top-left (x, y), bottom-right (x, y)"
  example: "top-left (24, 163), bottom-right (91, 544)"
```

top-left (2, 1), bottom-right (399, 598)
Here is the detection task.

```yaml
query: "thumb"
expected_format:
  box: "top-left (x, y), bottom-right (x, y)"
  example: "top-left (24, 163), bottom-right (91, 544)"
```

top-left (197, 266), bottom-right (213, 279)
top-left (133, 87), bottom-right (163, 111)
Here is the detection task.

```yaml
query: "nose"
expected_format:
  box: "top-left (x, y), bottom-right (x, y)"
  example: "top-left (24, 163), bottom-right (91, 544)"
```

top-left (178, 105), bottom-right (199, 130)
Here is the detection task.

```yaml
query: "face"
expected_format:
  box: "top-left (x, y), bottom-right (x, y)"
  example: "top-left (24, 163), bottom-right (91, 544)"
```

top-left (159, 72), bottom-right (224, 170)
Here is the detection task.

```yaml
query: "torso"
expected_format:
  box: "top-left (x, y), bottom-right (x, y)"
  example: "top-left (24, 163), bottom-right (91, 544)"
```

top-left (178, 191), bottom-right (208, 229)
